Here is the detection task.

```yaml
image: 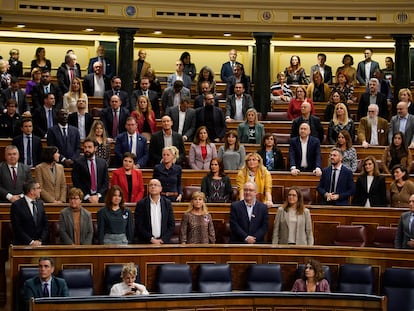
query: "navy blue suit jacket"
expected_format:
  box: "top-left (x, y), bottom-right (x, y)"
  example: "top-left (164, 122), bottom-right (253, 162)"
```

top-left (288, 136), bottom-right (321, 171)
top-left (229, 200), bottom-right (269, 243)
top-left (67, 112), bottom-right (93, 138)
top-left (12, 134), bottom-right (43, 167)
top-left (317, 165), bottom-right (355, 205)
top-left (10, 198), bottom-right (48, 245)
top-left (114, 132), bottom-right (148, 167)
top-left (134, 196), bottom-right (175, 243)
top-left (101, 107), bottom-right (129, 139)
top-left (87, 56), bottom-right (114, 78)
top-left (31, 106), bottom-right (58, 138)
top-left (24, 275), bottom-right (69, 309)
top-left (46, 125), bottom-right (80, 160)
top-left (220, 61), bottom-right (242, 83)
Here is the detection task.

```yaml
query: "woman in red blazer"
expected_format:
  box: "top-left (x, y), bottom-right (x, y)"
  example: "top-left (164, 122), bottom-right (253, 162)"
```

top-left (111, 152), bottom-right (144, 203)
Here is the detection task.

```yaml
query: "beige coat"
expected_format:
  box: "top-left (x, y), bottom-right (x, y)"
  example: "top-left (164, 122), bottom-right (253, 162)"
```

top-left (34, 162), bottom-right (67, 203)
top-left (272, 206), bottom-right (314, 245)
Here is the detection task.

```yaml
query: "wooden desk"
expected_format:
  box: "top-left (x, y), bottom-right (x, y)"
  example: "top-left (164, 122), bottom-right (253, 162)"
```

top-left (30, 292), bottom-right (386, 311)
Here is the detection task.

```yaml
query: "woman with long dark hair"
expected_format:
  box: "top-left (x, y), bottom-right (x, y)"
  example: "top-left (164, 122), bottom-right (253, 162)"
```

top-left (257, 133), bottom-right (284, 171)
top-left (201, 157), bottom-right (233, 203)
top-left (382, 131), bottom-right (412, 174)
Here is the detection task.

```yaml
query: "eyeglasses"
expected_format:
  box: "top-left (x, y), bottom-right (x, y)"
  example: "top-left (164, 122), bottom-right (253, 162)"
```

top-left (368, 110), bottom-right (375, 113)
top-left (243, 188), bottom-right (255, 192)
top-left (305, 265), bottom-right (314, 270)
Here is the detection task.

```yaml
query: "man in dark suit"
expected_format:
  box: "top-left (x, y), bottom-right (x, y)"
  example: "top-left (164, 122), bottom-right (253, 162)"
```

top-left (101, 94), bottom-right (129, 139)
top-left (67, 98), bottom-right (93, 140)
top-left (87, 45), bottom-right (114, 78)
top-left (357, 78), bottom-right (389, 120)
top-left (161, 80), bottom-right (191, 112)
top-left (8, 48), bottom-right (23, 78)
top-left (12, 118), bottom-right (42, 167)
top-left (395, 194), bottom-right (414, 249)
top-left (56, 53), bottom-right (81, 94)
top-left (317, 147), bottom-right (355, 206)
top-left (149, 115), bottom-right (186, 166)
top-left (1, 77), bottom-right (29, 114)
top-left (10, 181), bottom-right (48, 245)
top-left (0, 98), bottom-right (22, 138)
top-left (289, 123), bottom-right (322, 176)
top-left (103, 76), bottom-right (131, 111)
top-left (31, 69), bottom-right (63, 111)
top-left (114, 117), bottom-right (148, 168)
top-left (32, 93), bottom-right (58, 138)
top-left (166, 97), bottom-right (196, 142)
top-left (220, 49), bottom-right (242, 83)
top-left (291, 101), bottom-right (324, 143)
top-left (193, 81), bottom-right (219, 109)
top-left (47, 109), bottom-right (80, 167)
top-left (131, 77), bottom-right (160, 118)
top-left (196, 93), bottom-right (226, 142)
top-left (0, 145), bottom-right (33, 202)
top-left (225, 82), bottom-right (254, 122)
top-left (134, 179), bottom-right (175, 244)
top-left (225, 64), bottom-right (251, 96)
top-left (71, 138), bottom-right (109, 203)
top-left (309, 53), bottom-right (333, 84)
top-left (229, 181), bottom-right (268, 243)
top-left (166, 59), bottom-right (192, 90)
top-left (83, 61), bottom-right (111, 97)
top-left (356, 48), bottom-right (380, 86)
top-left (24, 257), bottom-right (69, 310)
top-left (388, 101), bottom-right (414, 147)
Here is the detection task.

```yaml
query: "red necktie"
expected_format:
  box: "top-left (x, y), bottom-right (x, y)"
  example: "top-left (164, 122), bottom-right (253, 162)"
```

top-left (112, 110), bottom-right (118, 138)
top-left (90, 159), bottom-right (97, 192)
top-left (70, 68), bottom-right (74, 81)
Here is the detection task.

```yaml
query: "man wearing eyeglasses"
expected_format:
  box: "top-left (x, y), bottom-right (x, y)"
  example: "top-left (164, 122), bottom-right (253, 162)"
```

top-left (10, 181), bottom-right (48, 245)
top-left (229, 181), bottom-right (268, 244)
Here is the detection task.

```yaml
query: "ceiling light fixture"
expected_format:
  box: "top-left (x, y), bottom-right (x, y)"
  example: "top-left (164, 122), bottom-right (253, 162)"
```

top-left (84, 28), bottom-right (95, 32)
top-left (224, 33), bottom-right (232, 37)
top-left (16, 24), bottom-right (26, 28)
top-left (293, 34), bottom-right (301, 38)
top-left (153, 30), bottom-right (162, 35)
top-left (364, 35), bottom-right (373, 39)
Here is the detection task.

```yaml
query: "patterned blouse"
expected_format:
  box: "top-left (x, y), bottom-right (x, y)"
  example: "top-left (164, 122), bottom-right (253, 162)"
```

top-left (179, 212), bottom-right (216, 244)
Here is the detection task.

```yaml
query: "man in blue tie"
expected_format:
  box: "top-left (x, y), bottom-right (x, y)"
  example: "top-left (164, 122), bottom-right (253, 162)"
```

top-left (114, 117), bottom-right (148, 168)
top-left (395, 194), bottom-right (414, 249)
top-left (23, 257), bottom-right (69, 310)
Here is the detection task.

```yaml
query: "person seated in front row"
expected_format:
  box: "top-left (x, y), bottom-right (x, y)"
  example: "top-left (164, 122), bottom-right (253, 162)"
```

top-left (110, 262), bottom-right (149, 296)
top-left (291, 259), bottom-right (330, 292)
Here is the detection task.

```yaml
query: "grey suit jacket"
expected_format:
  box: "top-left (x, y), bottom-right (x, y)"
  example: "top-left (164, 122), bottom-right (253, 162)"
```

top-left (272, 206), bottom-right (314, 245)
top-left (395, 211), bottom-right (414, 249)
top-left (225, 94), bottom-right (254, 119)
top-left (310, 64), bottom-right (333, 84)
top-left (388, 114), bottom-right (414, 145)
top-left (167, 73), bottom-right (192, 90)
top-left (356, 60), bottom-right (380, 85)
top-left (161, 87), bottom-right (191, 111)
top-left (59, 206), bottom-right (94, 245)
top-left (166, 106), bottom-right (196, 141)
top-left (0, 162), bottom-right (33, 202)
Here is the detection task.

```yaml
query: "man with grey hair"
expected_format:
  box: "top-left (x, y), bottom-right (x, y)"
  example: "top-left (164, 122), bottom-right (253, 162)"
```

top-left (317, 147), bottom-right (355, 206)
top-left (357, 77), bottom-right (389, 120)
top-left (388, 101), bottom-right (414, 148)
top-left (57, 53), bottom-right (81, 94)
top-left (357, 103), bottom-right (389, 147)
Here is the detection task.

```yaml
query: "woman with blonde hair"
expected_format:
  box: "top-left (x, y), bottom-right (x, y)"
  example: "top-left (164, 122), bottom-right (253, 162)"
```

top-left (272, 186), bottom-right (314, 245)
top-left (63, 77), bottom-right (88, 113)
top-left (87, 120), bottom-right (111, 164)
top-left (236, 152), bottom-right (273, 208)
top-left (110, 262), bottom-right (149, 296)
top-left (131, 95), bottom-right (156, 140)
top-left (327, 102), bottom-right (355, 144)
top-left (399, 88), bottom-right (414, 115)
top-left (237, 108), bottom-right (264, 144)
top-left (25, 67), bottom-right (42, 95)
top-left (180, 191), bottom-right (216, 244)
top-left (153, 146), bottom-right (182, 202)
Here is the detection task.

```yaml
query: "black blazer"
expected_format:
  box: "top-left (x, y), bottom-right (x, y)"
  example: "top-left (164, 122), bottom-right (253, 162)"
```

top-left (71, 156), bottom-right (109, 202)
top-left (288, 136), bottom-right (321, 171)
top-left (134, 196), bottom-right (175, 243)
top-left (101, 107), bottom-right (130, 139)
top-left (31, 82), bottom-right (63, 111)
top-left (166, 106), bottom-right (196, 141)
top-left (82, 73), bottom-right (111, 97)
top-left (195, 106), bottom-right (226, 141)
top-left (56, 63), bottom-right (81, 94)
top-left (149, 130), bottom-right (186, 166)
top-left (103, 89), bottom-right (131, 111)
top-left (10, 197), bottom-right (49, 245)
top-left (46, 125), bottom-right (80, 160)
top-left (358, 91), bottom-right (389, 120)
top-left (291, 115), bottom-right (324, 143)
top-left (31, 106), bottom-right (58, 138)
top-left (353, 175), bottom-right (387, 207)
top-left (1, 88), bottom-right (29, 113)
top-left (67, 112), bottom-right (93, 138)
top-left (257, 148), bottom-right (285, 171)
top-left (229, 200), bottom-right (269, 243)
top-left (12, 134), bottom-right (43, 167)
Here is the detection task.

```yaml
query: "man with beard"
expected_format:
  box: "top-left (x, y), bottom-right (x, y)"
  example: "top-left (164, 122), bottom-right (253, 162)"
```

top-left (357, 104), bottom-right (389, 147)
top-left (357, 78), bottom-right (388, 120)
top-left (103, 76), bottom-right (131, 111)
top-left (71, 138), bottom-right (109, 203)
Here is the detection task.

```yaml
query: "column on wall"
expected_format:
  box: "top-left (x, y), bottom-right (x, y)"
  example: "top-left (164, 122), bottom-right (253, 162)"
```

top-left (253, 33), bottom-right (273, 118)
top-left (117, 28), bottom-right (137, 96)
top-left (392, 34), bottom-right (412, 107)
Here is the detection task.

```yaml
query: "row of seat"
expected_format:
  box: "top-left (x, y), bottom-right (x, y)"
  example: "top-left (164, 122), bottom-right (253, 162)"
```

top-left (18, 263), bottom-right (414, 311)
